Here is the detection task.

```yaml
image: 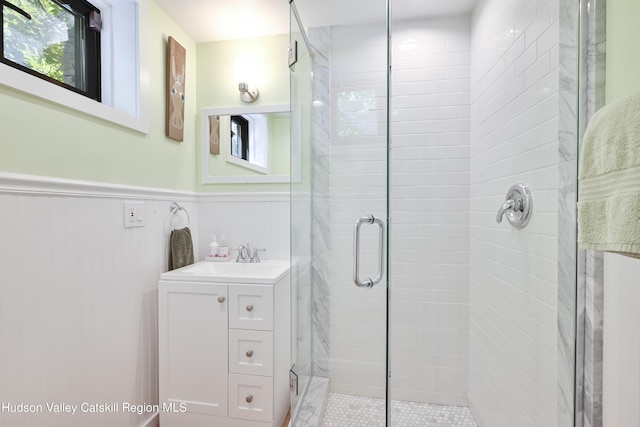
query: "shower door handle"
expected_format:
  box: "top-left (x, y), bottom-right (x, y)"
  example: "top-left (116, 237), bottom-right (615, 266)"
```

top-left (353, 214), bottom-right (385, 288)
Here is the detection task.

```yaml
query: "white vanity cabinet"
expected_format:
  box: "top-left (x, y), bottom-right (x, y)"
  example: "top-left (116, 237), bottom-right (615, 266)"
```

top-left (158, 263), bottom-right (291, 427)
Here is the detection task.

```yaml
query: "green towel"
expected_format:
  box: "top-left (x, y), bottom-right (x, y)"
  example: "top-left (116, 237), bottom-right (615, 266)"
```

top-left (168, 227), bottom-right (195, 270)
top-left (578, 90), bottom-right (640, 258)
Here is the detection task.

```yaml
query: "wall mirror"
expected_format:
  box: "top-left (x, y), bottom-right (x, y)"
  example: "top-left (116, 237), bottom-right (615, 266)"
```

top-left (200, 104), bottom-right (294, 184)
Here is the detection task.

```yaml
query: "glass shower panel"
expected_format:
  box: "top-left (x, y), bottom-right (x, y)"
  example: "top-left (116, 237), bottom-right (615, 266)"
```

top-left (387, 1), bottom-right (576, 426)
top-left (387, 7), bottom-right (476, 424)
top-left (289, 5), bottom-right (313, 422)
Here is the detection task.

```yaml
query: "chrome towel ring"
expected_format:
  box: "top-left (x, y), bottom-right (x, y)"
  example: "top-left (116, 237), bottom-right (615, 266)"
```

top-left (169, 202), bottom-right (191, 230)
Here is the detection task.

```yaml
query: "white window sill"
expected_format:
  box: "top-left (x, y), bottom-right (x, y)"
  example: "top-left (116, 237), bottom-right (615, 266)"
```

top-left (226, 154), bottom-right (269, 174)
top-left (0, 62), bottom-right (148, 135)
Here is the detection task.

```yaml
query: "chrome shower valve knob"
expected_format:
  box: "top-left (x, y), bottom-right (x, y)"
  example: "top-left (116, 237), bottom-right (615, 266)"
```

top-left (496, 183), bottom-right (533, 228)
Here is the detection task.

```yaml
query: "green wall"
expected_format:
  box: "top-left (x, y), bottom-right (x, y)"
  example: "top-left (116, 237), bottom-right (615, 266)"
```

top-left (0, 2), bottom-right (291, 193)
top-left (0, 1), bottom-right (197, 191)
top-left (196, 34), bottom-right (291, 193)
top-left (606, 0), bottom-right (640, 103)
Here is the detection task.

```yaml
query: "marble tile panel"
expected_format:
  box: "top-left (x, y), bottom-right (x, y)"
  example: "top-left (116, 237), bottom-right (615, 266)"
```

top-left (292, 376), bottom-right (330, 427)
top-left (309, 26), bottom-right (332, 378)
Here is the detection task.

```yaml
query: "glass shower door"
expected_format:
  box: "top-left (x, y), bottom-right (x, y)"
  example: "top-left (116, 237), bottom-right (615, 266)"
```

top-left (289, 0), bottom-right (578, 425)
top-left (289, 0), bottom-right (391, 424)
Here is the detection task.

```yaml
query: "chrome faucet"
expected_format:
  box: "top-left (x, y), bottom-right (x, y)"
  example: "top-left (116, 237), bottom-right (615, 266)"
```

top-left (235, 243), bottom-right (266, 263)
top-left (236, 244), bottom-right (250, 262)
top-left (250, 248), bottom-right (265, 263)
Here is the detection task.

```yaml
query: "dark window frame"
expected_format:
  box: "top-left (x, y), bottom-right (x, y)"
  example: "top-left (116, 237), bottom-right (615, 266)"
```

top-left (231, 115), bottom-right (250, 161)
top-left (0, 0), bottom-right (101, 101)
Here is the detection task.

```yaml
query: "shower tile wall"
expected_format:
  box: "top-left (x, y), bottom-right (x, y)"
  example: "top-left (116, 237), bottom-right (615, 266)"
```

top-left (390, 17), bottom-right (472, 406)
top-left (468, 0), bottom-right (560, 426)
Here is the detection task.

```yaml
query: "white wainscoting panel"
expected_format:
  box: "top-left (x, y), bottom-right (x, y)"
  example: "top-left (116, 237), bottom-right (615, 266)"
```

top-left (0, 174), bottom-right (291, 427)
top-left (0, 174), bottom-right (199, 427)
top-left (197, 193), bottom-right (291, 262)
top-left (603, 253), bottom-right (640, 427)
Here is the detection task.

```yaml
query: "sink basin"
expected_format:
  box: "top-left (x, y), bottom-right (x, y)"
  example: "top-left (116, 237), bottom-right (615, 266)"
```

top-left (160, 260), bottom-right (291, 284)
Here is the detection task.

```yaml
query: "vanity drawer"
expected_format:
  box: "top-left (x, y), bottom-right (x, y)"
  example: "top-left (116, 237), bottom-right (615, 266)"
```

top-left (229, 285), bottom-right (273, 330)
top-left (229, 329), bottom-right (273, 376)
top-left (228, 373), bottom-right (273, 422)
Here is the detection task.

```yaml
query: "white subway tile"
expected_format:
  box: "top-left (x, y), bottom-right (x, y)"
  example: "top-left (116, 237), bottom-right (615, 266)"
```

top-left (537, 20), bottom-right (559, 56)
top-left (514, 42), bottom-right (538, 76)
top-left (525, 50), bottom-right (552, 88)
top-left (525, 3), bottom-right (553, 47)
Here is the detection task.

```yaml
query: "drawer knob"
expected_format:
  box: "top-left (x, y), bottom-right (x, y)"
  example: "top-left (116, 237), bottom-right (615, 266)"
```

top-left (217, 296), bottom-right (225, 303)
top-left (245, 304), bottom-right (254, 312)
top-left (246, 350), bottom-right (254, 358)
top-left (245, 395), bottom-right (253, 403)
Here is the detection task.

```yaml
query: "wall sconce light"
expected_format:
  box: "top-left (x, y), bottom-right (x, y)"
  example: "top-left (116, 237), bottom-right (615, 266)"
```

top-left (239, 82), bottom-right (259, 103)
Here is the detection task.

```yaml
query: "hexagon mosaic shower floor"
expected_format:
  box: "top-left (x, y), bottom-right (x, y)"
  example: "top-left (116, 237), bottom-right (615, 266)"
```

top-left (320, 393), bottom-right (478, 427)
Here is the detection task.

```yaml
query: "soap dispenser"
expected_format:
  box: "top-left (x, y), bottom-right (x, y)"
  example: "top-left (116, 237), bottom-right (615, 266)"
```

top-left (209, 235), bottom-right (219, 257)
top-left (218, 235), bottom-right (230, 258)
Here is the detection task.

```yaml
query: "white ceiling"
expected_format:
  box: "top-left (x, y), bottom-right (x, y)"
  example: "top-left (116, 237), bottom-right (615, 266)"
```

top-left (153, 0), bottom-right (478, 43)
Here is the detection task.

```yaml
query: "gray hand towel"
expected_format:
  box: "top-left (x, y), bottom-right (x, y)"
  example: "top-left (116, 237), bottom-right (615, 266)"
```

top-left (168, 227), bottom-right (195, 270)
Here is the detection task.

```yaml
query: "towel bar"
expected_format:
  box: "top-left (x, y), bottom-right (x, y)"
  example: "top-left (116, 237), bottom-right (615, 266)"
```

top-left (169, 202), bottom-right (191, 230)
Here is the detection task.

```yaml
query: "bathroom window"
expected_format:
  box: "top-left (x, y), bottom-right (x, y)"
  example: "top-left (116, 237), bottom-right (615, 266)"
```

top-left (230, 115), bottom-right (250, 161)
top-left (1, 0), bottom-right (101, 101)
top-left (227, 114), bottom-right (268, 174)
top-left (0, 0), bottom-right (148, 133)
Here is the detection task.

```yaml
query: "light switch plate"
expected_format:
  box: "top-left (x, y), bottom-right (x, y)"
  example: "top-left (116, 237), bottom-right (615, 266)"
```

top-left (123, 201), bottom-right (146, 228)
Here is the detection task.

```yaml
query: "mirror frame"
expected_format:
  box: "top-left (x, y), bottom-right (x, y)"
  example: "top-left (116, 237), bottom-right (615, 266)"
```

top-left (200, 104), bottom-right (291, 184)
